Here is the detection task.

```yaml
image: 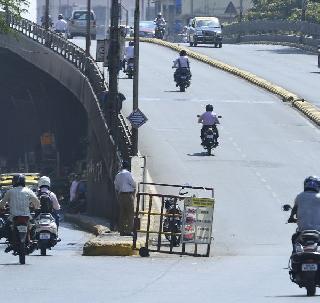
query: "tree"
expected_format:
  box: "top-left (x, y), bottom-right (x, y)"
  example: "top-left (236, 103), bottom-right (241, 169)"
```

top-left (246, 0), bottom-right (320, 23)
top-left (0, 0), bottom-right (29, 33)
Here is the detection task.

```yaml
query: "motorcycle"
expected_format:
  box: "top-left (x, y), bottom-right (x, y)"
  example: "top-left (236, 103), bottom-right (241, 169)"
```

top-left (197, 115), bottom-right (222, 156)
top-left (154, 24), bottom-right (165, 39)
top-left (283, 204), bottom-right (320, 296)
top-left (33, 212), bottom-right (59, 256)
top-left (11, 216), bottom-right (31, 264)
top-left (125, 58), bottom-right (134, 79)
top-left (174, 67), bottom-right (191, 92)
top-left (162, 187), bottom-right (188, 247)
top-left (0, 206), bottom-right (9, 240)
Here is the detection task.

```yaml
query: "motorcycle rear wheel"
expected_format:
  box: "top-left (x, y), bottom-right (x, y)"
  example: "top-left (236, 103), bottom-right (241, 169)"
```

top-left (19, 242), bottom-right (26, 264)
top-left (179, 85), bottom-right (185, 92)
top-left (306, 285), bottom-right (316, 296)
top-left (207, 147), bottom-right (212, 156)
top-left (41, 247), bottom-right (47, 256)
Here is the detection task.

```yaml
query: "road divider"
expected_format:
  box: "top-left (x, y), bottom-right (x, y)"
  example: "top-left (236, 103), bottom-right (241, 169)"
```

top-left (140, 38), bottom-right (320, 126)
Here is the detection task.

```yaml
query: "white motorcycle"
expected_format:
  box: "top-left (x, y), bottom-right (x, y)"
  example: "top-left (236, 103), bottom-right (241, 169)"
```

top-left (34, 213), bottom-right (59, 256)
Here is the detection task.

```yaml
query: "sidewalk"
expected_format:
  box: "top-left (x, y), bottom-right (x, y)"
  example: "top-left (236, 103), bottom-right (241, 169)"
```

top-left (64, 213), bottom-right (144, 256)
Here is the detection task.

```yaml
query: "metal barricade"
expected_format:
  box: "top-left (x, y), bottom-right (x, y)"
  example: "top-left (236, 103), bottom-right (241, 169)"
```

top-left (133, 182), bottom-right (215, 257)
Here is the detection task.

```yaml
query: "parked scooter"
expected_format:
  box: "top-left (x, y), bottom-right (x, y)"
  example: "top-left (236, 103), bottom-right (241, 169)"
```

top-left (125, 58), bottom-right (134, 79)
top-left (162, 187), bottom-right (188, 247)
top-left (283, 204), bottom-right (320, 296)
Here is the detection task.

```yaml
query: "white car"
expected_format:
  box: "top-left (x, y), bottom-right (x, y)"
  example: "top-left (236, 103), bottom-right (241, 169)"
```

top-left (67, 9), bottom-right (97, 40)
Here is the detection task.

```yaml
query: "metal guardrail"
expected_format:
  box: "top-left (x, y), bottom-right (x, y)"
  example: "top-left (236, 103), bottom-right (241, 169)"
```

top-left (7, 14), bottom-right (132, 160)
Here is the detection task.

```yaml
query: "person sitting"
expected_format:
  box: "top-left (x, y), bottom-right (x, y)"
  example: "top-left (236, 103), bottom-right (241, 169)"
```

top-left (172, 50), bottom-right (191, 86)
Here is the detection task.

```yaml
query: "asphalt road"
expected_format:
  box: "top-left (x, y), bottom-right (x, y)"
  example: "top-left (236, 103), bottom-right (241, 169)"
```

top-left (183, 43), bottom-right (320, 108)
top-left (7, 38), bottom-right (317, 302)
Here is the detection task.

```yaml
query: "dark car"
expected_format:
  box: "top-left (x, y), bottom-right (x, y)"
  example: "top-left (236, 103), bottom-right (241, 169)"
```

top-left (139, 20), bottom-right (156, 38)
top-left (187, 17), bottom-right (223, 48)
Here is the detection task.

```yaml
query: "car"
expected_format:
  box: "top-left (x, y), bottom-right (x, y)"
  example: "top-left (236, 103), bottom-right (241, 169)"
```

top-left (67, 9), bottom-right (97, 40)
top-left (139, 20), bottom-right (156, 38)
top-left (187, 16), bottom-right (223, 48)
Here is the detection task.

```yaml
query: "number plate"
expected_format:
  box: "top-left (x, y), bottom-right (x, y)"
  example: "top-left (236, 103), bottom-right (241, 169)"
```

top-left (302, 263), bottom-right (318, 271)
top-left (16, 225), bottom-right (27, 232)
top-left (40, 233), bottom-right (51, 240)
top-left (206, 135), bottom-right (214, 139)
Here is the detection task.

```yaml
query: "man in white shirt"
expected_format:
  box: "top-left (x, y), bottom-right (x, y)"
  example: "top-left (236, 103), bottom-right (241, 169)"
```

top-left (114, 160), bottom-right (136, 236)
top-left (54, 14), bottom-right (67, 33)
top-left (172, 50), bottom-right (191, 85)
top-left (69, 174), bottom-right (79, 202)
top-left (0, 174), bottom-right (40, 252)
top-left (123, 41), bottom-right (134, 71)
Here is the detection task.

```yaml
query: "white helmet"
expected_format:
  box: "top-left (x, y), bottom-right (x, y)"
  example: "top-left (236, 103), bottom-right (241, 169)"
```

top-left (38, 176), bottom-right (51, 188)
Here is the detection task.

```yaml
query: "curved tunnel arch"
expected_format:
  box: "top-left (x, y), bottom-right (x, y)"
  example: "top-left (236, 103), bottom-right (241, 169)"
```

top-left (0, 48), bottom-right (88, 173)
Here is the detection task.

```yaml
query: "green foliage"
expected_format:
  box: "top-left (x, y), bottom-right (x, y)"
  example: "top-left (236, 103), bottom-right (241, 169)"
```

top-left (246, 0), bottom-right (320, 23)
top-left (0, 0), bottom-right (29, 32)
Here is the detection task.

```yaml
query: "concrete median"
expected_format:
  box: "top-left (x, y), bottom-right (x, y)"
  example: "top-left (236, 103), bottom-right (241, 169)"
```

top-left (140, 38), bottom-right (320, 126)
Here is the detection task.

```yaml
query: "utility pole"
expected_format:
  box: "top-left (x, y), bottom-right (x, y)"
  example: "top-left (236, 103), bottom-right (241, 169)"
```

top-left (301, 0), bottom-right (307, 21)
top-left (239, 0), bottom-right (243, 22)
top-left (191, 0), bottom-right (194, 18)
top-left (85, 0), bottom-right (91, 56)
top-left (45, 0), bottom-right (50, 30)
top-left (132, 0), bottom-right (140, 156)
top-left (108, 0), bottom-right (120, 134)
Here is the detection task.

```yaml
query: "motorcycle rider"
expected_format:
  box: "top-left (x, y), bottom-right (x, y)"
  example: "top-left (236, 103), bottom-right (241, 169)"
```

top-left (36, 176), bottom-right (61, 228)
top-left (123, 41), bottom-right (134, 72)
top-left (288, 176), bottom-right (320, 248)
top-left (172, 50), bottom-right (191, 86)
top-left (198, 104), bottom-right (220, 146)
top-left (54, 14), bottom-right (67, 34)
top-left (0, 174), bottom-right (40, 252)
top-left (154, 12), bottom-right (166, 37)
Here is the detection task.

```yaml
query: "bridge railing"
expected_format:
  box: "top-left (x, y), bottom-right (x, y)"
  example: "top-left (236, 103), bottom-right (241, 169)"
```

top-left (8, 15), bottom-right (132, 159)
top-left (223, 20), bottom-right (320, 47)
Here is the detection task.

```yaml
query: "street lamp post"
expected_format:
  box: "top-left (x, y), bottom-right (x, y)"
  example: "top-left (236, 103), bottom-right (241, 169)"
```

top-left (45, 0), bottom-right (50, 30)
top-left (85, 0), bottom-right (91, 56)
top-left (301, 0), bottom-right (307, 21)
top-left (132, 0), bottom-right (140, 156)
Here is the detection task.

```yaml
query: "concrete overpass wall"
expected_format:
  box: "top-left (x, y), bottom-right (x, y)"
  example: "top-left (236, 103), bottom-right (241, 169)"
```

top-left (0, 32), bottom-right (119, 220)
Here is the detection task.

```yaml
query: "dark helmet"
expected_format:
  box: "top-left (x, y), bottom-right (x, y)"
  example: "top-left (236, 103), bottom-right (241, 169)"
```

top-left (122, 160), bottom-right (130, 170)
top-left (58, 14), bottom-right (63, 20)
top-left (179, 50), bottom-right (187, 56)
top-left (157, 12), bottom-right (162, 17)
top-left (12, 174), bottom-right (26, 187)
top-left (129, 41), bottom-right (134, 46)
top-left (206, 104), bottom-right (213, 112)
top-left (304, 176), bottom-right (320, 192)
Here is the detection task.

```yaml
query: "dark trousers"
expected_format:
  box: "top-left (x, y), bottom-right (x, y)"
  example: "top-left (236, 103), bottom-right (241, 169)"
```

top-left (118, 192), bottom-right (134, 235)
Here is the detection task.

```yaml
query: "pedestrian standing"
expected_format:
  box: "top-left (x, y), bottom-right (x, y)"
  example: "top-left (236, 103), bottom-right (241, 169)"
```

top-left (69, 174), bottom-right (79, 203)
top-left (114, 160), bottom-right (136, 236)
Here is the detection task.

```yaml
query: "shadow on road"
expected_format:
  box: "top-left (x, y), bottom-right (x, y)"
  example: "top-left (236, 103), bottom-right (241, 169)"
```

top-left (187, 152), bottom-right (214, 157)
top-left (265, 294), bottom-right (319, 298)
top-left (310, 71), bottom-right (320, 74)
top-left (255, 47), bottom-right (314, 55)
top-left (164, 90), bottom-right (182, 93)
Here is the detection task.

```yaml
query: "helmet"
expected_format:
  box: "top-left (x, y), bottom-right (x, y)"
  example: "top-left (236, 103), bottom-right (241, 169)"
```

top-left (58, 14), bottom-right (63, 20)
top-left (129, 41), bottom-right (134, 46)
top-left (206, 104), bottom-right (213, 112)
top-left (122, 160), bottom-right (130, 170)
top-left (304, 176), bottom-right (320, 192)
top-left (38, 176), bottom-right (51, 188)
top-left (12, 174), bottom-right (25, 187)
top-left (157, 12), bottom-right (162, 17)
top-left (179, 50), bottom-right (187, 56)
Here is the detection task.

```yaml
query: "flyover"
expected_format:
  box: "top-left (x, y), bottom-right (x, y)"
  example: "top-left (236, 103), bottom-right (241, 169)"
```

top-left (0, 16), bottom-right (132, 220)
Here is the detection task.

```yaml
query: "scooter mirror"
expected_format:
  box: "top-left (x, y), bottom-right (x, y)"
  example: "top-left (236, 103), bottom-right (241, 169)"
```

top-left (218, 115), bottom-right (222, 118)
top-left (282, 204), bottom-right (292, 211)
top-left (196, 115), bottom-right (200, 117)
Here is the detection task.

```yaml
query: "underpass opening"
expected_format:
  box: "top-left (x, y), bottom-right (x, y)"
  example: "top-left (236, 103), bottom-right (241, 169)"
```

top-left (0, 48), bottom-right (88, 179)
